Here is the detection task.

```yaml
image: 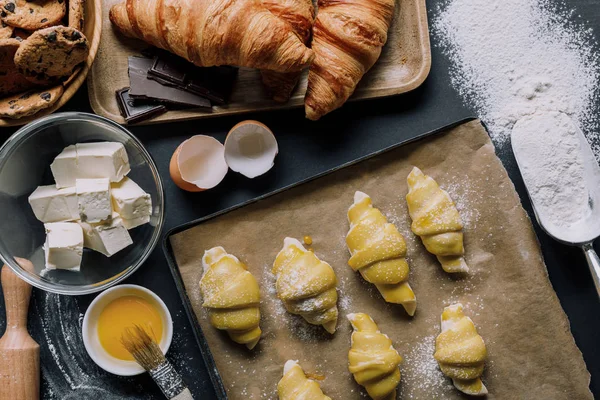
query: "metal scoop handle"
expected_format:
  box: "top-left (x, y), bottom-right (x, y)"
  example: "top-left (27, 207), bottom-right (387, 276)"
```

top-left (582, 243), bottom-right (600, 298)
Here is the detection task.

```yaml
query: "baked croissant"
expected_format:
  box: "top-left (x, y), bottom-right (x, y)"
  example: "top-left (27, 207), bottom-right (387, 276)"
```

top-left (277, 360), bottom-right (332, 400)
top-left (200, 247), bottom-right (262, 349)
top-left (348, 313), bottom-right (402, 400)
top-left (346, 191), bottom-right (416, 316)
top-left (273, 237), bottom-right (338, 333)
top-left (260, 0), bottom-right (315, 102)
top-left (304, 0), bottom-right (396, 120)
top-left (109, 0), bottom-right (314, 73)
top-left (406, 167), bottom-right (469, 273)
top-left (434, 303), bottom-right (488, 396)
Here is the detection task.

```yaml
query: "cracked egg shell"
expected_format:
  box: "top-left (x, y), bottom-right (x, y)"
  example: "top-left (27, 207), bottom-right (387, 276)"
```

top-left (224, 120), bottom-right (278, 179)
top-left (169, 135), bottom-right (228, 192)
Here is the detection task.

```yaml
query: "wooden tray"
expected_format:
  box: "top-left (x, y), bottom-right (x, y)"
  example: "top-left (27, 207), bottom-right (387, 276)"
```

top-left (88, 0), bottom-right (431, 125)
top-left (0, 0), bottom-right (103, 128)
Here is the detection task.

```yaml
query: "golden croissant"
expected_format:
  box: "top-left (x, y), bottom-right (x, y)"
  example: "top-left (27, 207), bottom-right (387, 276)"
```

top-left (434, 303), bottom-right (488, 396)
top-left (200, 247), bottom-right (262, 349)
top-left (346, 191), bottom-right (416, 316)
top-left (406, 167), bottom-right (469, 273)
top-left (304, 0), bottom-right (396, 120)
top-left (261, 0), bottom-right (315, 102)
top-left (277, 360), bottom-right (332, 400)
top-left (109, 0), bottom-right (314, 73)
top-left (348, 313), bottom-right (402, 400)
top-left (273, 237), bottom-right (338, 334)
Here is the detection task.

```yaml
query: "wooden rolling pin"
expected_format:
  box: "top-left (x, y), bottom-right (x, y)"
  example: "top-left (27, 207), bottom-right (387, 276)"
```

top-left (0, 258), bottom-right (40, 400)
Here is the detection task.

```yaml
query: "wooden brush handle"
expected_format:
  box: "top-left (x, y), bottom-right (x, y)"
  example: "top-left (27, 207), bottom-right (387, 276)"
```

top-left (0, 258), bottom-right (40, 400)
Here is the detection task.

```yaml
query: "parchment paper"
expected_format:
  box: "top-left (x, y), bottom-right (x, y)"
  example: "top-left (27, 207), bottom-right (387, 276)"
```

top-left (169, 120), bottom-right (592, 399)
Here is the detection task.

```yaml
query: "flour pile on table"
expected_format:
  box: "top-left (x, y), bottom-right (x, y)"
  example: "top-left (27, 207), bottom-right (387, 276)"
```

top-left (433, 0), bottom-right (600, 149)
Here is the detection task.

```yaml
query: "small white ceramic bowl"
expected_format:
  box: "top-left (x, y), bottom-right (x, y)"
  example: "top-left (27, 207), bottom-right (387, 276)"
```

top-left (82, 284), bottom-right (173, 376)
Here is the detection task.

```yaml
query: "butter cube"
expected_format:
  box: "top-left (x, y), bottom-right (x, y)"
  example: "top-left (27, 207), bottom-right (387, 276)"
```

top-left (79, 213), bottom-right (133, 256)
top-left (44, 222), bottom-right (84, 271)
top-left (50, 142), bottom-right (131, 188)
top-left (121, 214), bottom-right (151, 230)
top-left (111, 177), bottom-right (152, 228)
top-left (28, 185), bottom-right (79, 222)
top-left (50, 145), bottom-right (78, 188)
top-left (76, 179), bottom-right (112, 223)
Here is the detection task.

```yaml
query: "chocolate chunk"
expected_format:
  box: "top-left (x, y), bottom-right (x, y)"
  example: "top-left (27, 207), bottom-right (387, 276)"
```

top-left (18, 92), bottom-right (30, 99)
top-left (1, 21), bottom-right (6, 27)
top-left (40, 18), bottom-right (47, 23)
top-left (115, 87), bottom-right (167, 124)
top-left (71, 31), bottom-right (81, 40)
top-left (8, 99), bottom-right (16, 104)
top-left (128, 56), bottom-right (211, 109)
top-left (40, 92), bottom-right (51, 101)
top-left (28, 8), bottom-right (32, 13)
top-left (46, 31), bottom-right (56, 42)
top-left (4, 2), bottom-right (15, 12)
top-left (1, 11), bottom-right (6, 17)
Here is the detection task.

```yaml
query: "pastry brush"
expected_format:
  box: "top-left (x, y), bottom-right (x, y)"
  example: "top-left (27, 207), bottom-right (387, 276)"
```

top-left (121, 325), bottom-right (193, 400)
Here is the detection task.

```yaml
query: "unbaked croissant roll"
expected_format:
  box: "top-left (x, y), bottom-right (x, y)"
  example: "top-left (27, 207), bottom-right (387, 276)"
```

top-left (273, 237), bottom-right (338, 333)
top-left (109, 0), bottom-right (314, 73)
top-left (434, 303), bottom-right (488, 396)
top-left (304, 0), bottom-right (396, 120)
top-left (277, 360), bottom-right (332, 400)
top-left (406, 167), bottom-right (469, 273)
top-left (200, 247), bottom-right (262, 349)
top-left (348, 313), bottom-right (402, 400)
top-left (346, 191), bottom-right (416, 316)
top-left (261, 0), bottom-right (315, 102)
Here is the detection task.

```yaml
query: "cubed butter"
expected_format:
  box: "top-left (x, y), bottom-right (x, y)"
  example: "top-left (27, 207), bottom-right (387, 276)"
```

top-left (44, 222), bottom-right (84, 271)
top-left (76, 178), bottom-right (112, 223)
top-left (111, 177), bottom-right (152, 226)
top-left (28, 185), bottom-right (79, 222)
top-left (50, 142), bottom-right (131, 188)
top-left (121, 214), bottom-right (151, 230)
top-left (79, 213), bottom-right (133, 256)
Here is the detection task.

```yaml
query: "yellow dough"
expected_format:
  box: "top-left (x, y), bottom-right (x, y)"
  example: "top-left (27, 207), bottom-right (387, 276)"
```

top-left (348, 313), bottom-right (402, 400)
top-left (277, 360), bottom-right (331, 400)
top-left (406, 167), bottom-right (469, 273)
top-left (434, 303), bottom-right (488, 396)
top-left (200, 247), bottom-right (262, 349)
top-left (273, 237), bottom-right (339, 334)
top-left (346, 191), bottom-right (416, 316)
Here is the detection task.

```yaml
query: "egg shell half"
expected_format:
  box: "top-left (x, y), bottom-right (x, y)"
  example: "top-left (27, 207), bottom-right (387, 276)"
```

top-left (224, 120), bottom-right (278, 179)
top-left (169, 135), bottom-right (228, 192)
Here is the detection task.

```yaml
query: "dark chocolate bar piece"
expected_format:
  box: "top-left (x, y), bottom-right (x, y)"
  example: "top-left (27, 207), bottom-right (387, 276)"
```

top-left (115, 87), bottom-right (167, 124)
top-left (128, 56), bottom-right (211, 109)
top-left (148, 51), bottom-right (237, 105)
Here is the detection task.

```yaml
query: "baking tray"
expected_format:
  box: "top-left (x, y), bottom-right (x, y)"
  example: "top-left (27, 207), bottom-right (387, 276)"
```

top-left (161, 119), bottom-right (471, 399)
top-left (88, 0), bottom-right (431, 125)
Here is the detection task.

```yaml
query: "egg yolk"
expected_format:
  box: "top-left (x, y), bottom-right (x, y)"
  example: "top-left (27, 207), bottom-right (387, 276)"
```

top-left (97, 295), bottom-right (163, 361)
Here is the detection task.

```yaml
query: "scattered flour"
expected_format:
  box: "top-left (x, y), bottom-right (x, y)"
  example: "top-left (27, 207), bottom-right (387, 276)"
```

top-left (511, 111), bottom-right (590, 229)
top-left (433, 0), bottom-right (600, 149)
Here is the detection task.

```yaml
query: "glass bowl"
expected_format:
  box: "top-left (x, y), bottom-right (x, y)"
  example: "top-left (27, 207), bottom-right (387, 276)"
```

top-left (0, 112), bottom-right (165, 295)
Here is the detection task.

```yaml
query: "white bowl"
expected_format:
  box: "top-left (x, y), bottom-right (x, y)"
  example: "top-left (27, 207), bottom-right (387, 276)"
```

top-left (82, 284), bottom-right (173, 376)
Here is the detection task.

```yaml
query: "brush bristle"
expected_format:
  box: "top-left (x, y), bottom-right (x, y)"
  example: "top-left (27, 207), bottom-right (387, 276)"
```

top-left (120, 325), bottom-right (165, 371)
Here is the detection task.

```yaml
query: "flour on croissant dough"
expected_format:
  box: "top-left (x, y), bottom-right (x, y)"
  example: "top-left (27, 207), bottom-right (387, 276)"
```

top-left (406, 167), bottom-right (469, 273)
top-left (273, 237), bottom-right (339, 333)
top-left (434, 304), bottom-right (488, 396)
top-left (348, 313), bottom-right (402, 400)
top-left (346, 191), bottom-right (416, 316)
top-left (277, 360), bottom-right (332, 400)
top-left (200, 247), bottom-right (262, 349)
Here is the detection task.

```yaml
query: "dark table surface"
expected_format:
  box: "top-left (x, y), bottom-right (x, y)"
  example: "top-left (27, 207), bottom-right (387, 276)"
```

top-left (1, 0), bottom-right (599, 398)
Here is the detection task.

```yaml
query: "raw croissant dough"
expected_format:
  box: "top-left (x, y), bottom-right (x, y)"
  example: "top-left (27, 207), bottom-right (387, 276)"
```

top-left (199, 247), bottom-right (262, 349)
top-left (277, 360), bottom-right (332, 400)
top-left (346, 191), bottom-right (416, 316)
top-left (434, 304), bottom-right (488, 396)
top-left (406, 167), bottom-right (469, 273)
top-left (273, 237), bottom-right (339, 333)
top-left (348, 313), bottom-right (402, 400)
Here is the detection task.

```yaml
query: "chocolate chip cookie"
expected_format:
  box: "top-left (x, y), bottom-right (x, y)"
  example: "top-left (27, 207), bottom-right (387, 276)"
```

top-left (0, 19), bottom-right (13, 38)
top-left (68, 0), bottom-right (84, 31)
top-left (0, 0), bottom-right (65, 31)
top-left (0, 84), bottom-right (63, 118)
top-left (14, 26), bottom-right (89, 84)
top-left (0, 38), bottom-right (34, 95)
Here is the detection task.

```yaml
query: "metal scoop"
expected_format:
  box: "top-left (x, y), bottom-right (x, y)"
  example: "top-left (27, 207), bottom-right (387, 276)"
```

top-left (511, 112), bottom-right (600, 298)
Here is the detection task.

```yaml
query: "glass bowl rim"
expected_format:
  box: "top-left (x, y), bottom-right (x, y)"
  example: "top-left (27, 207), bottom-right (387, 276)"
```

top-left (0, 112), bottom-right (165, 295)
